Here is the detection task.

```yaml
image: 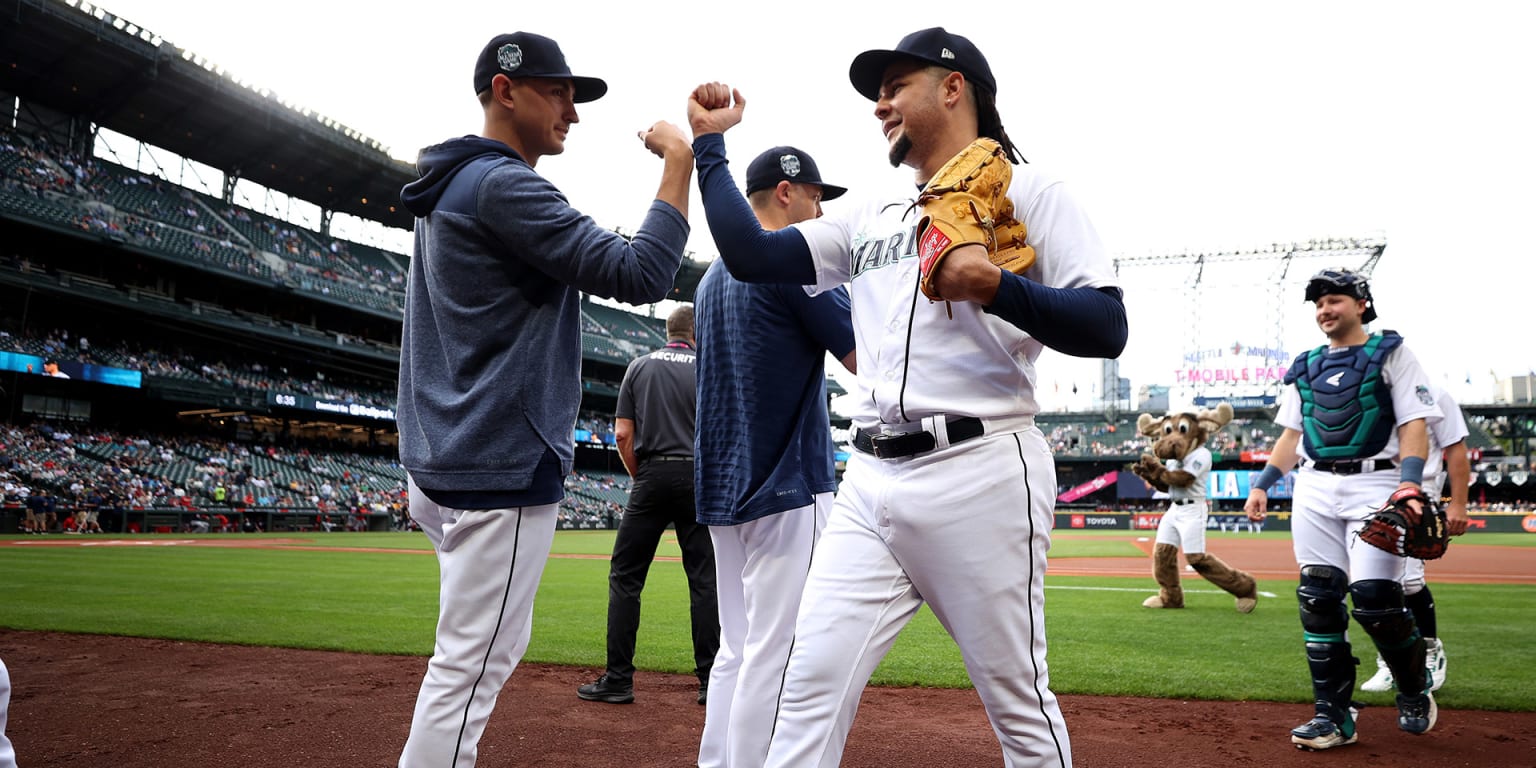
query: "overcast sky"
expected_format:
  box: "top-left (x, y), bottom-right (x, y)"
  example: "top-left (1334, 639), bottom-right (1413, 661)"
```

top-left (85, 0), bottom-right (1536, 410)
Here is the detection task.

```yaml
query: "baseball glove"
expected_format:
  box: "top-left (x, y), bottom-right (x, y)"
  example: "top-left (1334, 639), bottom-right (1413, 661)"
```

top-left (914, 138), bottom-right (1035, 302)
top-left (1358, 487), bottom-right (1450, 560)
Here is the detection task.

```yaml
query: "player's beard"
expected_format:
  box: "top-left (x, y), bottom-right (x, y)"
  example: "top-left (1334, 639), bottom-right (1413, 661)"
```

top-left (888, 133), bottom-right (912, 168)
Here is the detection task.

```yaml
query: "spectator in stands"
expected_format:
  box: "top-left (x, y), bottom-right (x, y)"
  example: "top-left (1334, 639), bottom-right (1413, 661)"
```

top-left (578, 306), bottom-right (717, 707)
top-left (393, 32), bottom-right (694, 768)
top-left (20, 487), bottom-right (45, 535)
top-left (691, 145), bottom-right (856, 768)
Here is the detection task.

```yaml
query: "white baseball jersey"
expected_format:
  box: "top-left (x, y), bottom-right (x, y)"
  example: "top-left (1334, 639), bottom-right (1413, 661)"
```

top-left (1168, 447), bottom-right (1212, 503)
top-left (794, 167), bottom-right (1119, 427)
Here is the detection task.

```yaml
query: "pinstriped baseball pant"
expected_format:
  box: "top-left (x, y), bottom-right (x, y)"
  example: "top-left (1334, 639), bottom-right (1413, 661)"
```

top-left (398, 478), bottom-right (559, 768)
top-left (763, 429), bottom-right (1072, 768)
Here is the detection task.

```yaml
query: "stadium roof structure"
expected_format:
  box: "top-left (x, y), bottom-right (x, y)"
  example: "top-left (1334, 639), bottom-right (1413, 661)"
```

top-left (0, 0), bottom-right (418, 231)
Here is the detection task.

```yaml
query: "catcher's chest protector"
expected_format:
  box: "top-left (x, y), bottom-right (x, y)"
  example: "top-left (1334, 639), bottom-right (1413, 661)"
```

top-left (1285, 331), bottom-right (1403, 460)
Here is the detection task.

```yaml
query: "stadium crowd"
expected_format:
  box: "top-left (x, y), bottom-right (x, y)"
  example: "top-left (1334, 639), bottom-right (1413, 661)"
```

top-left (1, 128), bottom-right (405, 311)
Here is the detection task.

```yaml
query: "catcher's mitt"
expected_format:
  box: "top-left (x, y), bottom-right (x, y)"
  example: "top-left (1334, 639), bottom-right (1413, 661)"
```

top-left (1359, 486), bottom-right (1450, 560)
top-left (914, 138), bottom-right (1036, 302)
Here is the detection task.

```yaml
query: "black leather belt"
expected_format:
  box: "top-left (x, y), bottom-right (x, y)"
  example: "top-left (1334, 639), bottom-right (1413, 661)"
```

top-left (643, 455), bottom-right (693, 463)
top-left (1171, 498), bottom-right (1202, 506)
top-left (852, 417), bottom-right (985, 459)
top-left (1309, 459), bottom-right (1393, 475)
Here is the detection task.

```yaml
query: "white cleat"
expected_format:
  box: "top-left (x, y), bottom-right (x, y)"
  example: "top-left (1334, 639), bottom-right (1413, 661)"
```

top-left (1426, 637), bottom-right (1447, 692)
top-left (1361, 655), bottom-right (1394, 693)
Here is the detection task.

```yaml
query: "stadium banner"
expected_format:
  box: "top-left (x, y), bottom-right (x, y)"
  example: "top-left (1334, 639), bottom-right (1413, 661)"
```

top-left (1176, 341), bottom-right (1290, 387)
top-left (1467, 514), bottom-right (1536, 534)
top-left (266, 392), bottom-right (394, 421)
top-left (1058, 471), bottom-right (1118, 502)
top-left (0, 350), bottom-right (143, 388)
top-left (1054, 510), bottom-right (1295, 532)
top-left (1207, 469), bottom-right (1296, 499)
top-left (1194, 395), bottom-right (1276, 408)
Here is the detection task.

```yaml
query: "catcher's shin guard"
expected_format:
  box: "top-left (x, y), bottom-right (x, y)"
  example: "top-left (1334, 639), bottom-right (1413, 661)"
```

top-left (1298, 565), bottom-right (1356, 720)
top-left (1350, 579), bottom-right (1429, 695)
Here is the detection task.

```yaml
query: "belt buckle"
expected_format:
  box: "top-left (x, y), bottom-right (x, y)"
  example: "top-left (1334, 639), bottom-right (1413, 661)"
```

top-left (869, 430), bottom-right (936, 459)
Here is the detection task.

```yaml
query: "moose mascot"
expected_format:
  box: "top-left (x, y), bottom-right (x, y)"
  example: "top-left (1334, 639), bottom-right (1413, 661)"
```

top-left (1131, 402), bottom-right (1259, 612)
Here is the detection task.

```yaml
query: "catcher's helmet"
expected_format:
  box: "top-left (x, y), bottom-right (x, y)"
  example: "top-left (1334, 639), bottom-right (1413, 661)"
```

top-left (1305, 268), bottom-right (1377, 324)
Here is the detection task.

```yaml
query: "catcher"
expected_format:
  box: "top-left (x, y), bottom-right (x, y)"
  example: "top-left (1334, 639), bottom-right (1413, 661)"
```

top-left (1131, 402), bottom-right (1259, 612)
top-left (1244, 267), bottom-right (1443, 750)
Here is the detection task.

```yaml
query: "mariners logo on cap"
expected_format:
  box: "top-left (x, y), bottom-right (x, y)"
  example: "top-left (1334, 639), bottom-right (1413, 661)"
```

top-left (779, 154), bottom-right (801, 177)
top-left (498, 43), bottom-right (523, 73)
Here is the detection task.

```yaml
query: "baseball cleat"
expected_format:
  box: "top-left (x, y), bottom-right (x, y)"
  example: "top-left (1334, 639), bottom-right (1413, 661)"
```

top-left (1361, 655), bottom-right (1394, 692)
top-left (1397, 692), bottom-right (1437, 734)
top-left (576, 674), bottom-right (634, 704)
top-left (697, 682), bottom-right (708, 706)
top-left (1426, 638), bottom-right (1446, 692)
top-left (1290, 708), bottom-right (1358, 751)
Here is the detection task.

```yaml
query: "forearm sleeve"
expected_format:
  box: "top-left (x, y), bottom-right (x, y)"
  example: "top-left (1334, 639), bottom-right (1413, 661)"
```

top-left (693, 133), bottom-right (814, 284)
top-left (984, 271), bottom-right (1128, 358)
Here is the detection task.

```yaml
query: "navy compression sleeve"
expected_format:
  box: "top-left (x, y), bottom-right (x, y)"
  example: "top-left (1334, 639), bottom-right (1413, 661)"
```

top-left (693, 133), bottom-right (815, 284)
top-left (984, 271), bottom-right (1128, 358)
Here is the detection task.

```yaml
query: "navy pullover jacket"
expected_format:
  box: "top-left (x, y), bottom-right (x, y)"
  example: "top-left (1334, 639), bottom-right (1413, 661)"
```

top-left (398, 136), bottom-right (688, 494)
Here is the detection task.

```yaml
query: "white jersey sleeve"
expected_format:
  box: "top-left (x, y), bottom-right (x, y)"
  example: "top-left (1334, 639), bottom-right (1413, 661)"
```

top-left (1424, 386), bottom-right (1470, 488)
top-left (792, 197), bottom-right (867, 295)
top-left (1019, 179), bottom-right (1119, 291)
top-left (1384, 344), bottom-right (1440, 428)
top-left (1276, 384), bottom-right (1303, 432)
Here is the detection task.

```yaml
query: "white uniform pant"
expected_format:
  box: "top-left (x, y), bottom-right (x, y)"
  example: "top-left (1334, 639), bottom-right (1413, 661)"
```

top-left (0, 657), bottom-right (17, 768)
top-left (762, 430), bottom-right (1071, 768)
top-left (699, 493), bottom-right (832, 768)
top-left (1153, 501), bottom-right (1208, 553)
top-left (1290, 469), bottom-right (1412, 583)
top-left (399, 478), bottom-right (559, 768)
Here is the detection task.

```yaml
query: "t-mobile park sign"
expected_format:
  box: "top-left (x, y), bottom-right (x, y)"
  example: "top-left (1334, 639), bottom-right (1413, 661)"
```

top-left (1175, 341), bottom-right (1290, 385)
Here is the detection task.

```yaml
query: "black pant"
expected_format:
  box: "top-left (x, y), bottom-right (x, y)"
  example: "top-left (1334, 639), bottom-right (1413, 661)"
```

top-left (605, 459), bottom-right (718, 684)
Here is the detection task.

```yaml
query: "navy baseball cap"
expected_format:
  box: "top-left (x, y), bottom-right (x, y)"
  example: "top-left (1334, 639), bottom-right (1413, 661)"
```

top-left (849, 27), bottom-right (997, 102)
top-left (473, 32), bottom-right (608, 103)
top-left (745, 146), bottom-right (847, 200)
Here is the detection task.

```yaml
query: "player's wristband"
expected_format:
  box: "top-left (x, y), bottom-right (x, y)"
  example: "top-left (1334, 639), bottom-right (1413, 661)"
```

top-left (1253, 464), bottom-right (1284, 492)
top-left (1399, 456), bottom-right (1426, 486)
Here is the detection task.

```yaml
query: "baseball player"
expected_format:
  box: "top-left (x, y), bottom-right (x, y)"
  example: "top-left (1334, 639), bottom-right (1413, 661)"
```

top-left (395, 32), bottom-right (693, 768)
top-left (1360, 384), bottom-right (1471, 693)
top-left (688, 26), bottom-right (1128, 767)
top-left (1244, 268), bottom-right (1441, 750)
top-left (694, 146), bottom-right (856, 768)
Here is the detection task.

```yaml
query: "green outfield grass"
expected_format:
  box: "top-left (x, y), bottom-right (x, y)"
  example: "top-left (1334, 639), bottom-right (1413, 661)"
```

top-left (1, 530), bottom-right (1532, 711)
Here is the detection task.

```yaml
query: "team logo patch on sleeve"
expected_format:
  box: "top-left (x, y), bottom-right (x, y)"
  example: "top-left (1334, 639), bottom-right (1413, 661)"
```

top-left (1416, 385), bottom-right (1434, 405)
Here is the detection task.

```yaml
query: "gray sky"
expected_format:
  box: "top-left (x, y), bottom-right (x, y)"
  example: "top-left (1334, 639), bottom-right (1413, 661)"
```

top-left (89, 0), bottom-right (1536, 410)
